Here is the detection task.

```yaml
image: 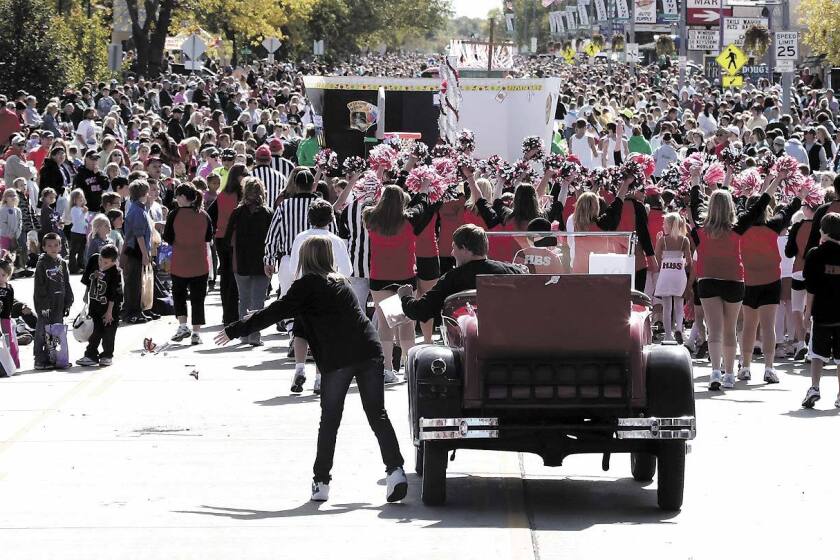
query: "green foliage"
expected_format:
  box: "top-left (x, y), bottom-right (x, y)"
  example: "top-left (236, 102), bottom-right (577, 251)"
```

top-left (505, 0), bottom-right (550, 52)
top-left (743, 24), bottom-right (769, 57)
top-left (799, 0), bottom-right (840, 65)
top-left (656, 35), bottom-right (675, 56)
top-left (65, 8), bottom-right (112, 83)
top-left (0, 0), bottom-right (77, 101)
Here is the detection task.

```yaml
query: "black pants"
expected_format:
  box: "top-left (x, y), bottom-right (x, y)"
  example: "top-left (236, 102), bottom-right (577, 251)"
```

top-left (122, 252), bottom-right (142, 317)
top-left (69, 232), bottom-right (86, 273)
top-left (635, 268), bottom-right (647, 293)
top-left (171, 274), bottom-right (208, 325)
top-left (216, 241), bottom-right (239, 324)
top-left (85, 313), bottom-right (118, 359)
top-left (314, 358), bottom-right (404, 483)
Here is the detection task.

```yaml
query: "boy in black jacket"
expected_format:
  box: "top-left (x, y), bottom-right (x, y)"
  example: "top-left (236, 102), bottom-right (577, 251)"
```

top-left (802, 213), bottom-right (840, 408)
top-left (33, 233), bottom-right (74, 369)
top-left (77, 244), bottom-right (122, 367)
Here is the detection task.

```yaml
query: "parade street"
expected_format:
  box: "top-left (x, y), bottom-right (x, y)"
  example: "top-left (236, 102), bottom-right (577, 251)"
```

top-left (0, 275), bottom-right (838, 560)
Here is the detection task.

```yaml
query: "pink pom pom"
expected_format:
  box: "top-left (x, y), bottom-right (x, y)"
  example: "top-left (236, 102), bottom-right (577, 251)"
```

top-left (315, 149), bottom-right (339, 173)
top-left (342, 156), bottom-right (368, 176)
top-left (773, 155), bottom-right (800, 176)
top-left (679, 152), bottom-right (706, 186)
top-left (630, 153), bottom-right (655, 179)
top-left (352, 171), bottom-right (382, 202)
top-left (731, 168), bottom-right (763, 198)
top-left (803, 178), bottom-right (825, 207)
top-left (406, 165), bottom-right (447, 203)
top-left (703, 162), bottom-right (726, 187)
top-left (368, 144), bottom-right (398, 172)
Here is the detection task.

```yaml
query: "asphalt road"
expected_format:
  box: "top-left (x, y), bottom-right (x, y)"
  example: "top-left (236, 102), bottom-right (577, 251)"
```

top-left (1, 274), bottom-right (839, 559)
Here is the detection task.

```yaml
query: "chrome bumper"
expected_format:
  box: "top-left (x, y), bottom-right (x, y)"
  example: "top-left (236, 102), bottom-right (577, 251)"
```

top-left (419, 417), bottom-right (499, 440)
top-left (616, 416), bottom-right (697, 440)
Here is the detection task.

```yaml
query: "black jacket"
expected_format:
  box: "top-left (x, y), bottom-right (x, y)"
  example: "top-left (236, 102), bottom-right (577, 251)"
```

top-left (73, 166), bottom-right (109, 213)
top-left (223, 204), bottom-right (272, 276)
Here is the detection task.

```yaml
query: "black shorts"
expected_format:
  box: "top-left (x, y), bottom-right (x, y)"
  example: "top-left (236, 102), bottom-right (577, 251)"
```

top-left (792, 278), bottom-right (806, 291)
top-left (416, 256), bottom-right (441, 281)
top-left (743, 280), bottom-right (782, 309)
top-left (439, 256), bottom-right (456, 276)
top-left (692, 280), bottom-right (701, 306)
top-left (369, 277), bottom-right (416, 292)
top-left (697, 278), bottom-right (745, 303)
top-left (809, 323), bottom-right (840, 365)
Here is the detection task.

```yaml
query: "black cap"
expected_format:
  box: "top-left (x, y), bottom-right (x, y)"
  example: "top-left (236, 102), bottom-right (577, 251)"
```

top-left (221, 148), bottom-right (236, 160)
top-left (84, 149), bottom-right (100, 160)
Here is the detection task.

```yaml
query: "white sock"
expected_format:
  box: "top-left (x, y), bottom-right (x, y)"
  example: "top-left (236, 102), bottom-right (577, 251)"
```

top-left (295, 364), bottom-right (305, 374)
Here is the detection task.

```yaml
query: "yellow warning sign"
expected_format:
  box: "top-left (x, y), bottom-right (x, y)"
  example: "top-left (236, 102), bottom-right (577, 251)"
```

top-left (562, 48), bottom-right (576, 63)
top-left (584, 42), bottom-right (600, 58)
top-left (722, 74), bottom-right (744, 89)
top-left (716, 44), bottom-right (748, 76)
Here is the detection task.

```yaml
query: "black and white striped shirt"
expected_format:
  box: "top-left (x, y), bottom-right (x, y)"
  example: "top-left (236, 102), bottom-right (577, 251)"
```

top-left (271, 155), bottom-right (296, 179)
top-left (339, 198), bottom-right (371, 278)
top-left (264, 192), bottom-right (335, 266)
top-left (252, 164), bottom-right (285, 208)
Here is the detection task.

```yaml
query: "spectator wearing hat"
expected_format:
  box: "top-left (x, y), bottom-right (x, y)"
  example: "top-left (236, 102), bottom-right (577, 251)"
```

top-left (73, 150), bottom-right (109, 214)
top-left (269, 137), bottom-right (295, 179)
top-left (28, 131), bottom-right (53, 171)
top-left (0, 98), bottom-right (21, 148)
top-left (215, 148), bottom-right (237, 190)
top-left (3, 134), bottom-right (34, 190)
top-left (168, 106), bottom-right (185, 144)
top-left (252, 146), bottom-right (284, 208)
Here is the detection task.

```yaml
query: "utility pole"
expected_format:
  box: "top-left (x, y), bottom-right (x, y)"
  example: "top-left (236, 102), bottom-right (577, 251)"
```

top-left (488, 17), bottom-right (496, 73)
top-left (781, 0), bottom-right (792, 114)
top-left (678, 0), bottom-right (688, 90)
top-left (629, 0), bottom-right (635, 72)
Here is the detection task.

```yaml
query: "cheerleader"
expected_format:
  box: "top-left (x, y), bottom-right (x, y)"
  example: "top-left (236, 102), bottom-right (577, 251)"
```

top-left (785, 203), bottom-right (818, 360)
top-left (616, 187), bottom-right (656, 292)
top-left (736, 179), bottom-right (804, 384)
top-left (569, 178), bottom-right (629, 272)
top-left (654, 213), bottom-right (692, 343)
top-left (364, 185), bottom-right (433, 382)
top-left (0, 258), bottom-right (21, 371)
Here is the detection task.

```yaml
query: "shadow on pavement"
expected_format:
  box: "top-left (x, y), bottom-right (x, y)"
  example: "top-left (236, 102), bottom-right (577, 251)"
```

top-left (781, 408), bottom-right (840, 418)
top-left (175, 473), bottom-right (679, 530)
top-left (253, 382), bottom-right (406, 406)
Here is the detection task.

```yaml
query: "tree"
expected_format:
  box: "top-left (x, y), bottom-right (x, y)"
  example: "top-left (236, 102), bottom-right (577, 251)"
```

top-left (65, 7), bottom-right (112, 83)
top-left (504, 0), bottom-right (550, 52)
top-left (126, 0), bottom-right (176, 77)
top-left (0, 0), bottom-right (78, 101)
top-left (799, 0), bottom-right (840, 65)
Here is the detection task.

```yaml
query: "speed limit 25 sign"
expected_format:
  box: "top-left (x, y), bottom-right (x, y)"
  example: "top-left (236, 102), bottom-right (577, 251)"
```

top-left (775, 32), bottom-right (798, 60)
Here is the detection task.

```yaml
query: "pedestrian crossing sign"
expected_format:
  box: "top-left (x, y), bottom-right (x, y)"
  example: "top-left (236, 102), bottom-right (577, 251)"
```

top-left (722, 74), bottom-right (744, 89)
top-left (562, 48), bottom-right (576, 63)
top-left (584, 42), bottom-right (600, 58)
top-left (716, 44), bottom-right (747, 76)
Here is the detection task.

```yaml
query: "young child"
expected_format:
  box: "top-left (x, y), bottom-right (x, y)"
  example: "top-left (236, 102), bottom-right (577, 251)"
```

top-left (77, 244), bottom-right (122, 367)
top-left (101, 192), bottom-right (122, 214)
top-left (0, 189), bottom-right (22, 254)
top-left (0, 257), bottom-right (21, 372)
top-left (802, 213), bottom-right (840, 408)
top-left (33, 233), bottom-right (74, 370)
top-left (39, 188), bottom-right (62, 243)
top-left (654, 212), bottom-right (692, 343)
top-left (85, 214), bottom-right (112, 263)
top-left (69, 189), bottom-right (88, 273)
top-left (106, 209), bottom-right (124, 252)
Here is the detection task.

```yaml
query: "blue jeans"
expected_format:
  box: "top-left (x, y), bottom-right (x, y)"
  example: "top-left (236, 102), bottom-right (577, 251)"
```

top-left (234, 273), bottom-right (270, 343)
top-left (314, 358), bottom-right (403, 483)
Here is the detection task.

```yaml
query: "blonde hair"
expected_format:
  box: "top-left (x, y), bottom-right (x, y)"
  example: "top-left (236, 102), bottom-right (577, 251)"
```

top-left (1, 189), bottom-right (18, 206)
top-left (466, 178), bottom-right (492, 213)
top-left (297, 235), bottom-right (344, 281)
top-left (703, 189), bottom-right (736, 238)
top-left (241, 177), bottom-right (266, 207)
top-left (573, 191), bottom-right (600, 232)
top-left (70, 188), bottom-right (87, 207)
top-left (663, 212), bottom-right (685, 238)
top-left (89, 214), bottom-right (111, 240)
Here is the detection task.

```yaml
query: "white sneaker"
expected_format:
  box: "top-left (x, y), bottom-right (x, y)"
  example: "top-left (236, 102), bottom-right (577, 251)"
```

top-left (190, 333), bottom-right (202, 346)
top-left (709, 370), bottom-right (722, 391)
top-left (763, 368), bottom-right (779, 384)
top-left (75, 356), bottom-right (98, 367)
top-left (722, 373), bottom-right (736, 389)
top-left (313, 374), bottom-right (321, 395)
top-left (171, 325), bottom-right (191, 342)
top-left (802, 387), bottom-right (821, 408)
top-left (737, 366), bottom-right (751, 381)
top-left (311, 481), bottom-right (330, 501)
top-left (384, 369), bottom-right (398, 383)
top-left (385, 467), bottom-right (408, 503)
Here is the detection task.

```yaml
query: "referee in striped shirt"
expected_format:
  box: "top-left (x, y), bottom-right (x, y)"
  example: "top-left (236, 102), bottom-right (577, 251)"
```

top-left (252, 146), bottom-right (285, 208)
top-left (268, 138), bottom-right (295, 179)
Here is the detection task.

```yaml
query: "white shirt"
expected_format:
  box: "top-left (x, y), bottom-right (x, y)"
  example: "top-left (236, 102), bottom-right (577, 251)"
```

top-left (289, 227), bottom-right (352, 280)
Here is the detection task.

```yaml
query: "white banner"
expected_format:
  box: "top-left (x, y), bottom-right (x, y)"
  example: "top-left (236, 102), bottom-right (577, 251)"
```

top-left (615, 0), bottom-right (630, 21)
top-left (688, 29), bottom-right (720, 51)
top-left (549, 11), bottom-right (565, 35)
top-left (634, 0), bottom-right (656, 24)
top-left (594, 0), bottom-right (607, 22)
top-left (578, 0), bottom-right (590, 26)
top-left (723, 17), bottom-right (768, 47)
top-left (565, 8), bottom-right (578, 30)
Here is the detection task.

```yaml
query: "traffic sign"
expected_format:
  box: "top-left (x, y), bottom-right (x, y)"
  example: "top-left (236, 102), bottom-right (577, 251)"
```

top-left (723, 74), bottom-right (744, 88)
top-left (562, 47), bottom-right (576, 63)
top-left (723, 17), bottom-right (767, 46)
top-left (717, 43), bottom-right (747, 76)
top-left (625, 42), bottom-right (639, 61)
top-left (180, 34), bottom-right (206, 60)
top-left (688, 29), bottom-right (720, 51)
top-left (776, 59), bottom-right (794, 73)
top-left (584, 42), bottom-right (600, 57)
top-left (775, 31), bottom-right (798, 60)
top-left (687, 7), bottom-right (732, 26)
top-left (262, 37), bottom-right (282, 53)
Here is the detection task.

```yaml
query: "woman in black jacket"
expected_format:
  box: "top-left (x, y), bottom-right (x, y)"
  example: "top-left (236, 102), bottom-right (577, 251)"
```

top-left (223, 177), bottom-right (273, 346)
top-left (39, 146), bottom-right (72, 195)
top-left (214, 235), bottom-right (407, 504)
